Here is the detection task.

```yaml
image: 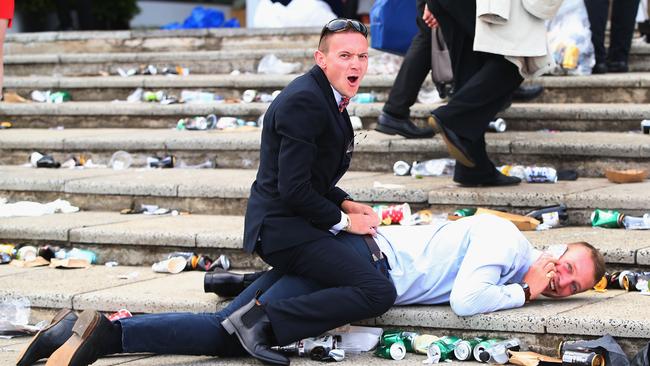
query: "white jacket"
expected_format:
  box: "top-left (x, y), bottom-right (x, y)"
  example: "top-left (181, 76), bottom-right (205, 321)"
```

top-left (473, 0), bottom-right (564, 78)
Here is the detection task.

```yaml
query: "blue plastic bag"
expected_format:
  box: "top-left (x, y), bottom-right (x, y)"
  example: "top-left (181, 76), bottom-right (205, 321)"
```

top-left (370, 0), bottom-right (418, 55)
top-left (162, 7), bottom-right (240, 30)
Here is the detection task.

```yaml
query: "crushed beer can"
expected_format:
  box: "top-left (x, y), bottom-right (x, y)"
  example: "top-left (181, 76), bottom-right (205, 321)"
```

top-left (474, 338), bottom-right (503, 362)
top-left (454, 337), bottom-right (484, 361)
top-left (412, 334), bottom-right (439, 355)
top-left (488, 118), bottom-right (507, 133)
top-left (561, 349), bottom-right (605, 366)
top-left (524, 166), bottom-right (558, 183)
top-left (393, 161), bottom-right (411, 176)
top-left (426, 336), bottom-right (461, 363)
top-left (621, 271), bottom-right (650, 291)
top-left (107, 309), bottom-right (133, 322)
top-left (453, 208), bottom-right (477, 217)
top-left (479, 338), bottom-right (520, 364)
top-left (591, 209), bottom-right (624, 228)
top-left (375, 341), bottom-right (406, 360)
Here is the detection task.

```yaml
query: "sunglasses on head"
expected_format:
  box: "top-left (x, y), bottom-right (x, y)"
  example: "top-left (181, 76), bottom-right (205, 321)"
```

top-left (319, 18), bottom-right (368, 44)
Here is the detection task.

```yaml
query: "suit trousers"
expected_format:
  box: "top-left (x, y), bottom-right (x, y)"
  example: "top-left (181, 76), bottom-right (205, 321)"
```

top-left (585, 0), bottom-right (641, 64)
top-left (382, 0), bottom-right (431, 120)
top-left (426, 0), bottom-right (524, 183)
top-left (116, 233), bottom-right (393, 355)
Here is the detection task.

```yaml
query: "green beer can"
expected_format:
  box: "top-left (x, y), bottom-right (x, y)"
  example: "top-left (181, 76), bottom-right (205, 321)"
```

top-left (474, 338), bottom-right (503, 362)
top-left (454, 337), bottom-right (484, 361)
top-left (454, 208), bottom-right (477, 217)
top-left (381, 331), bottom-right (404, 347)
top-left (427, 336), bottom-right (461, 363)
top-left (400, 332), bottom-right (419, 353)
top-left (375, 341), bottom-right (406, 360)
top-left (591, 209), bottom-right (624, 228)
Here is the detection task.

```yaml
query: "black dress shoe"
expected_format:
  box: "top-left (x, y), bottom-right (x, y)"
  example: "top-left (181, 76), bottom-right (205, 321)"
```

top-left (221, 299), bottom-right (289, 366)
top-left (512, 84), bottom-right (544, 101)
top-left (204, 269), bottom-right (267, 297)
top-left (606, 61), bottom-right (629, 73)
top-left (16, 309), bottom-right (78, 366)
top-left (592, 63), bottom-right (608, 74)
top-left (46, 310), bottom-right (122, 366)
top-left (455, 171), bottom-right (521, 187)
top-left (428, 115), bottom-right (475, 168)
top-left (375, 112), bottom-right (435, 139)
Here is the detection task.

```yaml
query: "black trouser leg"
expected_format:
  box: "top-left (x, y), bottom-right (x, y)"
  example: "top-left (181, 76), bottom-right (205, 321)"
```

top-left (608, 0), bottom-right (641, 63)
top-left (585, 0), bottom-right (609, 64)
top-left (260, 234), bottom-right (396, 345)
top-left (382, 0), bottom-right (432, 119)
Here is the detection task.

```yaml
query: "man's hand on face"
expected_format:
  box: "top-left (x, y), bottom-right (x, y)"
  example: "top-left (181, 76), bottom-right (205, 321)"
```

top-left (341, 200), bottom-right (380, 235)
top-left (523, 254), bottom-right (557, 300)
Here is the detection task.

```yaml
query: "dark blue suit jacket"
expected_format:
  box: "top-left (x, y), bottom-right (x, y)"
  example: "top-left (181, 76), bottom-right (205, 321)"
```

top-left (243, 66), bottom-right (354, 254)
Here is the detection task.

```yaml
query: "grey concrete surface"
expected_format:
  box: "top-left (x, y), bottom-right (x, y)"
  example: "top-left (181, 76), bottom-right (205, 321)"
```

top-left (0, 266), bottom-right (164, 309)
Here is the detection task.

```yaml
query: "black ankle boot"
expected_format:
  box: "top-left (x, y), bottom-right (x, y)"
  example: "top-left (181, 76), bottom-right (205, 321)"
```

top-left (221, 299), bottom-right (289, 365)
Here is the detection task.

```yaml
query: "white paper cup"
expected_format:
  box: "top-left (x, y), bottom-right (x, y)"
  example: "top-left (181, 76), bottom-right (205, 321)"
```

top-left (151, 256), bottom-right (186, 274)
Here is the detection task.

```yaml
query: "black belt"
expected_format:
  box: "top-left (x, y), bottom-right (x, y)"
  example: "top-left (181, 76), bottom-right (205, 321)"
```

top-left (363, 235), bottom-right (391, 278)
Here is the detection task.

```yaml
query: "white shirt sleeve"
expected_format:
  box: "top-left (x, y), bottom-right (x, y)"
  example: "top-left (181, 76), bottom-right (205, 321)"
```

top-left (448, 216), bottom-right (528, 316)
top-left (329, 211), bottom-right (349, 235)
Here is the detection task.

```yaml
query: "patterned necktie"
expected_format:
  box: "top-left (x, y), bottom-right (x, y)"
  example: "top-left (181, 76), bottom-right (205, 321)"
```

top-left (338, 97), bottom-right (350, 113)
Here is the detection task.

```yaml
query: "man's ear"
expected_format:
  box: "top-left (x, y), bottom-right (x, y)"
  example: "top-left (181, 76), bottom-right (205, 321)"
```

top-left (314, 49), bottom-right (326, 69)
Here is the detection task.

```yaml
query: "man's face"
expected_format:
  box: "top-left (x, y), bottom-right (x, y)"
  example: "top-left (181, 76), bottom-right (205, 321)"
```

top-left (315, 31), bottom-right (369, 98)
top-left (542, 244), bottom-right (596, 298)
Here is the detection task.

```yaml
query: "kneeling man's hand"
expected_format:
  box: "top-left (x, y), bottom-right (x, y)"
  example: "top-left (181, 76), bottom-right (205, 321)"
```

top-left (347, 213), bottom-right (379, 236)
top-left (523, 254), bottom-right (557, 300)
top-left (341, 201), bottom-right (380, 225)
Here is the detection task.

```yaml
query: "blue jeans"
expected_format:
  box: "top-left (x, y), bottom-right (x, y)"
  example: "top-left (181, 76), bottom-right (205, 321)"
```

top-left (117, 232), bottom-right (390, 356)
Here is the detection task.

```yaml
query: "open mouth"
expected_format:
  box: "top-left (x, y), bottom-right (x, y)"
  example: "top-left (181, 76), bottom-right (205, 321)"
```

top-left (550, 279), bottom-right (556, 292)
top-left (347, 76), bottom-right (359, 83)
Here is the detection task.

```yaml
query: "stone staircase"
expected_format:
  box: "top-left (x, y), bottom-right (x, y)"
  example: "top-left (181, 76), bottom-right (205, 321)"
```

top-left (1, 28), bottom-right (650, 361)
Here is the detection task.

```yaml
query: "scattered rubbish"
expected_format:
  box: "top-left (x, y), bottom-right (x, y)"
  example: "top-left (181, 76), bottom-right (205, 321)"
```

top-left (591, 209), bottom-right (624, 228)
top-left (147, 155), bottom-right (176, 168)
top-left (410, 159), bottom-right (455, 177)
top-left (525, 204), bottom-right (568, 228)
top-left (2, 92), bottom-right (29, 103)
top-left (162, 6), bottom-right (239, 30)
top-left (452, 208), bottom-right (477, 218)
top-left (508, 351), bottom-right (562, 365)
top-left (326, 326), bottom-right (382, 354)
top-left (126, 88), bottom-right (143, 103)
top-left (274, 335), bottom-right (344, 361)
top-left (393, 161), bottom-right (411, 176)
top-left (0, 121), bottom-right (12, 129)
top-left (177, 159), bottom-right (214, 169)
top-left (180, 90), bottom-right (221, 103)
top-left (117, 67), bottom-right (137, 77)
top-left (167, 252), bottom-right (230, 272)
top-left (16, 246), bottom-right (38, 261)
top-left (351, 93), bottom-right (375, 104)
top-left (30, 90), bottom-right (71, 104)
top-left (604, 168), bottom-right (648, 183)
top-left (0, 244), bottom-right (15, 264)
top-left (373, 203), bottom-right (411, 226)
top-left (216, 117), bottom-right (245, 130)
top-left (0, 199), bottom-right (79, 218)
top-left (120, 204), bottom-right (184, 215)
top-left (349, 116), bottom-right (363, 130)
top-left (642, 119), bottom-right (650, 134)
top-left (257, 54), bottom-right (301, 75)
top-left (107, 309), bottom-right (133, 322)
top-left (373, 181), bottom-right (405, 190)
top-left (118, 65), bottom-right (190, 78)
top-left (29, 152), bottom-right (61, 168)
top-left (557, 334), bottom-right (627, 366)
top-left (449, 208), bottom-right (540, 231)
top-left (152, 256), bottom-right (187, 274)
top-left (10, 256), bottom-right (50, 268)
top-left (619, 271), bottom-right (650, 292)
top-left (176, 114), bottom-right (217, 130)
top-left (623, 214), bottom-right (650, 230)
top-left (63, 248), bottom-right (97, 264)
top-left (488, 118), bottom-right (507, 133)
top-left (498, 165), bottom-right (558, 183)
top-left (105, 261), bottom-right (119, 267)
top-left (556, 169), bottom-right (579, 181)
top-left (546, 0), bottom-right (595, 75)
top-left (109, 151), bottom-right (133, 170)
top-left (0, 296), bottom-right (47, 338)
top-left (417, 86), bottom-right (442, 104)
top-left (478, 338), bottom-right (521, 364)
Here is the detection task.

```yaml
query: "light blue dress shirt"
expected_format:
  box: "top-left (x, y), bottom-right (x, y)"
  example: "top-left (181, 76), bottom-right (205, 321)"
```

top-left (375, 215), bottom-right (541, 316)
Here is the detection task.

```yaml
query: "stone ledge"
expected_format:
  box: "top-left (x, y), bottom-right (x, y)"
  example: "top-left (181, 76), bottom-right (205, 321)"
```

top-left (1, 211), bottom-right (649, 266)
top-left (0, 265), bottom-right (648, 340)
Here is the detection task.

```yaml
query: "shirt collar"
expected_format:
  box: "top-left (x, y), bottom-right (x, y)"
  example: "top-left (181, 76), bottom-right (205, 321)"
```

top-left (330, 85), bottom-right (343, 105)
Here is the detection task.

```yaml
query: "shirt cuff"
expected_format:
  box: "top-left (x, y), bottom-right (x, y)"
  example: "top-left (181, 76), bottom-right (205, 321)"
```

top-left (329, 211), bottom-right (349, 235)
top-left (508, 283), bottom-right (527, 307)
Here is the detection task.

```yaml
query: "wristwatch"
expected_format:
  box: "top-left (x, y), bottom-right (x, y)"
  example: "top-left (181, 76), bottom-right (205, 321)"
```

top-left (342, 213), bottom-right (352, 232)
top-left (520, 282), bottom-right (531, 303)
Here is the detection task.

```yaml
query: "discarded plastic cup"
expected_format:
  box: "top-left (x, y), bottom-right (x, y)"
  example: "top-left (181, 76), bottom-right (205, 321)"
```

top-left (109, 151), bottom-right (133, 170)
top-left (152, 257), bottom-right (187, 274)
top-left (488, 118), bottom-right (507, 133)
top-left (242, 89), bottom-right (258, 103)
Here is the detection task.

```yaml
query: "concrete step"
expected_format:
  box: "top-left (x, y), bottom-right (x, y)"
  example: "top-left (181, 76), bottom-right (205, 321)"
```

top-left (1, 211), bottom-right (648, 269)
top-left (6, 44), bottom-right (650, 77)
top-left (0, 129), bottom-right (648, 177)
top-left (1, 101), bottom-right (649, 132)
top-left (0, 263), bottom-right (648, 359)
top-left (4, 28), bottom-right (323, 55)
top-left (0, 166), bottom-right (648, 223)
top-left (5, 72), bottom-right (650, 104)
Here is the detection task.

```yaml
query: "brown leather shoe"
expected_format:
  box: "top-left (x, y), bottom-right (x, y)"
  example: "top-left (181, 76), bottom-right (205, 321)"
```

top-left (16, 309), bottom-right (78, 366)
top-left (45, 310), bottom-right (120, 366)
top-left (428, 115), bottom-right (476, 168)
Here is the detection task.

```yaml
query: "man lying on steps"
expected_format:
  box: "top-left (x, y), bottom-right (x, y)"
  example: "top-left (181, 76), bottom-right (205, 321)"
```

top-left (17, 214), bottom-right (606, 366)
